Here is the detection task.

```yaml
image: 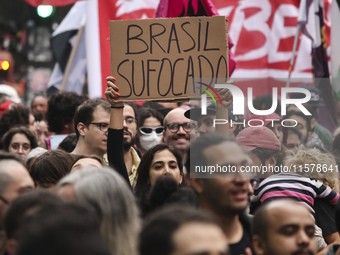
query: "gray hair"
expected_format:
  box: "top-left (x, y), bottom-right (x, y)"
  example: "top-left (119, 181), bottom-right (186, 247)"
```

top-left (26, 147), bottom-right (48, 163)
top-left (58, 167), bottom-right (140, 255)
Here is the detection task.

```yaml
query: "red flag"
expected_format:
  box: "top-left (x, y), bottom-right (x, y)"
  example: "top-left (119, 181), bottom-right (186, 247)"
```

top-left (155, 0), bottom-right (236, 77)
top-left (24, 0), bottom-right (78, 7)
top-left (86, 0), bottom-right (158, 98)
top-left (66, 0), bottom-right (332, 102)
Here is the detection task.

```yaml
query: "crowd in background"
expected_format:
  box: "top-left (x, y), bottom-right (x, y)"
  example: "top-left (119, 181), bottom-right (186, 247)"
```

top-left (1, 77), bottom-right (340, 255)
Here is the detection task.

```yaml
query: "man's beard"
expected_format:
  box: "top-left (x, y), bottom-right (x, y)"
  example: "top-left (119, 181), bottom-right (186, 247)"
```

top-left (123, 136), bottom-right (137, 152)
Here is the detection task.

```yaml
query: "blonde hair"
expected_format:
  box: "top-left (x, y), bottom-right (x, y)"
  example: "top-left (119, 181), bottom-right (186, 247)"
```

top-left (284, 147), bottom-right (340, 193)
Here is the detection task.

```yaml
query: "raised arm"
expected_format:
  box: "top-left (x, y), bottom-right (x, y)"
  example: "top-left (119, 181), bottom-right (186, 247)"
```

top-left (105, 76), bottom-right (131, 187)
top-left (215, 88), bottom-right (233, 135)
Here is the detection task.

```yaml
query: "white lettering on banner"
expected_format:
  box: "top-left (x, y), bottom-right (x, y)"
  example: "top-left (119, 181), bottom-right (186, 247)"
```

top-left (115, 0), bottom-right (159, 18)
top-left (230, 0), bottom-right (271, 61)
top-left (268, 4), bottom-right (298, 63)
top-left (220, 0), bottom-right (330, 78)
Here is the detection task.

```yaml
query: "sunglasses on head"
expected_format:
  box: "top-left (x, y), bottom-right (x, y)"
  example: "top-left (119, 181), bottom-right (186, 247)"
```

top-left (139, 126), bottom-right (164, 135)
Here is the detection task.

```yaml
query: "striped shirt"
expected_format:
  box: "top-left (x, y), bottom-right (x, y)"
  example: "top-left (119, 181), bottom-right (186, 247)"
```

top-left (250, 173), bottom-right (339, 214)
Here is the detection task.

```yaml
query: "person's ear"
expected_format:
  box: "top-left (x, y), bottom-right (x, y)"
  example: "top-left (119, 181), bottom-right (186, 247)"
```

top-left (162, 130), bottom-right (167, 143)
top-left (77, 122), bottom-right (86, 137)
top-left (252, 235), bottom-right (266, 255)
top-left (178, 173), bottom-right (183, 185)
top-left (6, 239), bottom-right (18, 255)
top-left (310, 117), bottom-right (317, 129)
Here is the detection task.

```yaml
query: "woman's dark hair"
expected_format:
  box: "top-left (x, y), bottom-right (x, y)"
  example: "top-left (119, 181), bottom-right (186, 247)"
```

top-left (0, 105), bottom-right (30, 147)
top-left (2, 126), bottom-right (38, 151)
top-left (30, 149), bottom-right (75, 187)
top-left (134, 144), bottom-right (183, 216)
top-left (136, 108), bottom-right (164, 129)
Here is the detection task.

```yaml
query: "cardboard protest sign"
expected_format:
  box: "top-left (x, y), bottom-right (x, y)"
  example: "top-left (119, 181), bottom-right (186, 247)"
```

top-left (109, 16), bottom-right (229, 101)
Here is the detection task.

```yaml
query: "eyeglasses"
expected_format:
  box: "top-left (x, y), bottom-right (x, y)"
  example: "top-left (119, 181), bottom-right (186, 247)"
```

top-left (90, 123), bottom-right (109, 132)
top-left (124, 117), bottom-right (136, 125)
top-left (10, 143), bottom-right (31, 151)
top-left (166, 122), bottom-right (196, 133)
top-left (0, 195), bottom-right (9, 205)
top-left (139, 126), bottom-right (164, 135)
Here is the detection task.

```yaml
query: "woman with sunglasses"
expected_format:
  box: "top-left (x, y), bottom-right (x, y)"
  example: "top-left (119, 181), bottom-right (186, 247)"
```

top-left (136, 107), bottom-right (164, 155)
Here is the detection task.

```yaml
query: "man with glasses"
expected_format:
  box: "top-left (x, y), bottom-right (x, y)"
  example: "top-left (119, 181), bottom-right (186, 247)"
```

top-left (72, 98), bottom-right (111, 158)
top-left (163, 108), bottom-right (197, 161)
top-left (0, 152), bottom-right (34, 255)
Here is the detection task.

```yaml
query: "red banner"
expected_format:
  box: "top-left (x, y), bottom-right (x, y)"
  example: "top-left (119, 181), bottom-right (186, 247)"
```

top-left (213, 0), bottom-right (330, 80)
top-left (24, 0), bottom-right (78, 7)
top-left (96, 0), bottom-right (158, 97)
top-left (91, 0), bottom-right (331, 97)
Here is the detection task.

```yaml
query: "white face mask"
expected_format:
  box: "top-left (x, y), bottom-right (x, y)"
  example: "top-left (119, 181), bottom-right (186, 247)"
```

top-left (139, 131), bottom-right (162, 151)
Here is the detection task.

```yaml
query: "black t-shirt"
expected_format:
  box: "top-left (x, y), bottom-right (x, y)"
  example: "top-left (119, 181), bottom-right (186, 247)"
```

top-left (229, 214), bottom-right (255, 255)
top-left (314, 198), bottom-right (337, 237)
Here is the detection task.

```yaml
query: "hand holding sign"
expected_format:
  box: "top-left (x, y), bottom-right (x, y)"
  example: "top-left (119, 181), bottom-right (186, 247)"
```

top-left (105, 76), bottom-right (124, 130)
top-left (105, 76), bottom-right (123, 106)
top-left (219, 88), bottom-right (233, 109)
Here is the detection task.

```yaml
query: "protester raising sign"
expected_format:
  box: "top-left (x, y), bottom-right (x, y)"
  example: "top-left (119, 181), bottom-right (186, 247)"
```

top-left (109, 16), bottom-right (229, 101)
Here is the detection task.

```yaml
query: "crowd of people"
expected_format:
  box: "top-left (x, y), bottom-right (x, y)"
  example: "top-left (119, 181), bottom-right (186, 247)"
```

top-left (1, 77), bottom-right (340, 255)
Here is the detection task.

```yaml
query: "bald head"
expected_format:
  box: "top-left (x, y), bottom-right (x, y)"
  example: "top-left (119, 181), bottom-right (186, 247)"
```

top-left (253, 200), bottom-right (311, 238)
top-left (0, 159), bottom-right (34, 202)
top-left (164, 108), bottom-right (188, 127)
top-left (163, 108), bottom-right (197, 155)
top-left (252, 199), bottom-right (317, 255)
